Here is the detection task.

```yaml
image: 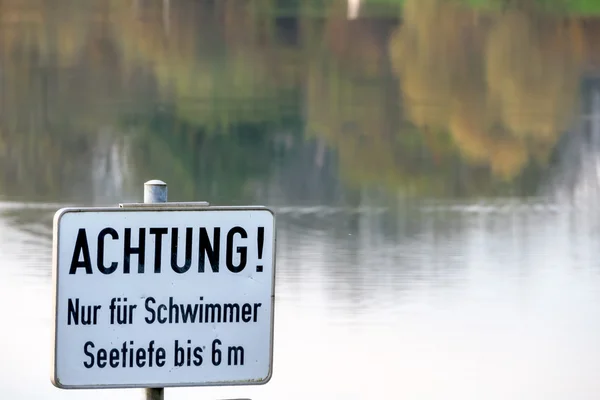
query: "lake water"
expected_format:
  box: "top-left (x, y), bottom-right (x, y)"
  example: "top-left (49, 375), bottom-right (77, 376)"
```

top-left (2, 0), bottom-right (600, 399)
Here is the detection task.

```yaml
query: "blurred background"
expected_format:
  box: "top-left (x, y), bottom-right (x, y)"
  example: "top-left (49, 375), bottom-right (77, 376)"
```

top-left (2, 0), bottom-right (600, 399)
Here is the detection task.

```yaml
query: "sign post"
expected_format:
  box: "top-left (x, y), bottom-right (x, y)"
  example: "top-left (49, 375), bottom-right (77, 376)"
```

top-left (51, 180), bottom-right (276, 397)
top-left (144, 180), bottom-right (168, 400)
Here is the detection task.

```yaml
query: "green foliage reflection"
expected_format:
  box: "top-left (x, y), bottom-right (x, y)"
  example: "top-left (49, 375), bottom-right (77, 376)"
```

top-left (0, 0), bottom-right (595, 201)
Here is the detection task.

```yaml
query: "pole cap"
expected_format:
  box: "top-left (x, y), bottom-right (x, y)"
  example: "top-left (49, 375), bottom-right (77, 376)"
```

top-left (144, 180), bottom-right (168, 203)
top-left (144, 180), bottom-right (167, 186)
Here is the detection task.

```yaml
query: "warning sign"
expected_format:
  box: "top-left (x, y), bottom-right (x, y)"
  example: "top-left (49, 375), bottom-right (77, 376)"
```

top-left (51, 206), bottom-right (276, 389)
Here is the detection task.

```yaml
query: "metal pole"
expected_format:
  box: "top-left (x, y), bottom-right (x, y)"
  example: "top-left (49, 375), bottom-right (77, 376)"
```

top-left (144, 179), bottom-right (167, 400)
top-left (145, 388), bottom-right (164, 400)
top-left (144, 179), bottom-right (168, 204)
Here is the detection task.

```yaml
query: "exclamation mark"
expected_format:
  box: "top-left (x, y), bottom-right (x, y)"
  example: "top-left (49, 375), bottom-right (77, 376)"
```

top-left (256, 227), bottom-right (264, 272)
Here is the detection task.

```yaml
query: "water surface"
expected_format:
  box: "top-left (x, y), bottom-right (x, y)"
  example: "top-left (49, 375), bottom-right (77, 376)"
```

top-left (2, 1), bottom-right (600, 399)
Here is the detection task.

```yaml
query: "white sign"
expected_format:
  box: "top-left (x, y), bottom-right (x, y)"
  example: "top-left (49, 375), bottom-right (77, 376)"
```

top-left (51, 206), bottom-right (276, 389)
